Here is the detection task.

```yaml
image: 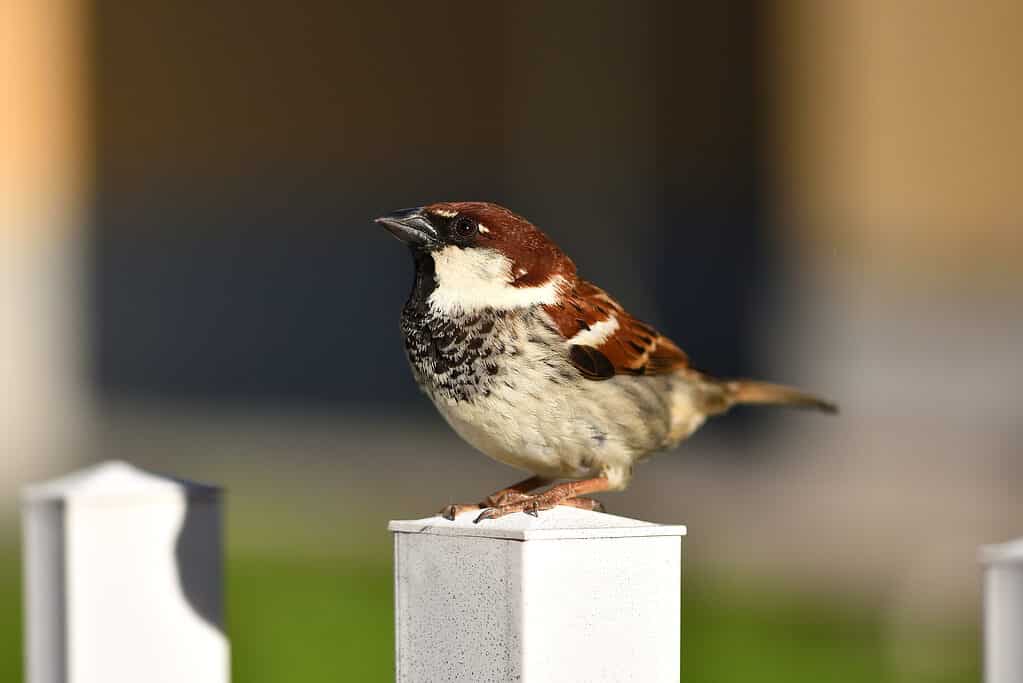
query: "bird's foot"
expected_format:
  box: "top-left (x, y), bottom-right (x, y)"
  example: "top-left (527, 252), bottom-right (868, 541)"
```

top-left (473, 476), bottom-right (612, 523)
top-left (473, 495), bottom-right (607, 523)
top-left (439, 475), bottom-right (552, 521)
top-left (439, 491), bottom-right (539, 521)
top-left (484, 489), bottom-right (534, 507)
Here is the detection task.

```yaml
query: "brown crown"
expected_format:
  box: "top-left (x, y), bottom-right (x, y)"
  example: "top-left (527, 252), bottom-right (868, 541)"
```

top-left (425, 202), bottom-right (577, 288)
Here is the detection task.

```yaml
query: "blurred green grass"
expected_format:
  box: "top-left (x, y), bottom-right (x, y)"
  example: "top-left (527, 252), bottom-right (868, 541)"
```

top-left (0, 541), bottom-right (978, 682)
top-left (0, 547), bottom-right (21, 680)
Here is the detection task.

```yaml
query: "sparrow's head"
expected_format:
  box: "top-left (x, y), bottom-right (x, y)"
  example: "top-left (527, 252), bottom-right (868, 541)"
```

top-left (375, 202), bottom-right (575, 314)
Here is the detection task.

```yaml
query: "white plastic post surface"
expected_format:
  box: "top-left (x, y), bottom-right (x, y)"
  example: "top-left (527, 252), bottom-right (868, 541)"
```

top-left (22, 461), bottom-right (229, 683)
top-left (390, 507), bottom-right (686, 682)
top-left (982, 540), bottom-right (1023, 683)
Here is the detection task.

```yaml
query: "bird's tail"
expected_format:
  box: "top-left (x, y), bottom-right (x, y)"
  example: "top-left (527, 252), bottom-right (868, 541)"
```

top-left (722, 379), bottom-right (838, 414)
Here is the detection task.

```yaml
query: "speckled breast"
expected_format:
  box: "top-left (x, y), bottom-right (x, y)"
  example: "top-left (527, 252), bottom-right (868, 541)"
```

top-left (400, 305), bottom-right (514, 404)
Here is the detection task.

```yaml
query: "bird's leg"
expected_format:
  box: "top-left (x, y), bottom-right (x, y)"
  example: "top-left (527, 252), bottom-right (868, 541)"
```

top-left (439, 475), bottom-right (551, 521)
top-left (483, 475), bottom-right (552, 506)
top-left (474, 476), bottom-right (610, 523)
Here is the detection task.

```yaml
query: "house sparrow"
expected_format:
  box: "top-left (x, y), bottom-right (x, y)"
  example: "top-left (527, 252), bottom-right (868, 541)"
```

top-left (376, 202), bottom-right (836, 522)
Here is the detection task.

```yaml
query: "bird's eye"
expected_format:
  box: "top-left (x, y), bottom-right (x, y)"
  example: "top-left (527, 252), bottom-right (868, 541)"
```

top-left (452, 216), bottom-right (478, 238)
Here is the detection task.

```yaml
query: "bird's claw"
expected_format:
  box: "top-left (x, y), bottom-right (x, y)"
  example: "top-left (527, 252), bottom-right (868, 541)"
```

top-left (474, 507), bottom-right (499, 523)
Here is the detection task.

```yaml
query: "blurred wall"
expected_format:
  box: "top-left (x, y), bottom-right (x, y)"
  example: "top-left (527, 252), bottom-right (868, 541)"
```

top-left (767, 0), bottom-right (1023, 431)
top-left (772, 0), bottom-right (1022, 286)
top-left (754, 0), bottom-right (1023, 640)
top-left (0, 0), bottom-right (89, 503)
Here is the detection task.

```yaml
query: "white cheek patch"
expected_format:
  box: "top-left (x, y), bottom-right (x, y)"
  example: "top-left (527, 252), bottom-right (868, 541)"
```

top-left (568, 315), bottom-right (619, 347)
top-left (429, 246), bottom-right (564, 314)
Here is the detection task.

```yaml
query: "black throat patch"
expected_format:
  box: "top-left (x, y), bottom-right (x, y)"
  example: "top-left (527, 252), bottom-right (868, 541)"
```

top-left (400, 252), bottom-right (511, 403)
top-left (404, 251), bottom-right (438, 316)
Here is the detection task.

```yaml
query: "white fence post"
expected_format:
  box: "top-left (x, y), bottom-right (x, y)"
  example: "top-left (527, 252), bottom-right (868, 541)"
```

top-left (390, 507), bottom-right (686, 682)
top-left (22, 460), bottom-right (229, 683)
top-left (982, 539), bottom-right (1023, 683)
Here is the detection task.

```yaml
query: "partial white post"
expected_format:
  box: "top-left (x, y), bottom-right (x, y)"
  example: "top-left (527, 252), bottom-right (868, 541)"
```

top-left (22, 461), bottom-right (229, 683)
top-left (982, 539), bottom-right (1023, 683)
top-left (390, 507), bottom-right (686, 682)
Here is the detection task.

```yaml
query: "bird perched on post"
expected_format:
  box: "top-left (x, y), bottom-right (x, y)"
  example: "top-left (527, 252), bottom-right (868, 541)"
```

top-left (376, 202), bottom-right (836, 523)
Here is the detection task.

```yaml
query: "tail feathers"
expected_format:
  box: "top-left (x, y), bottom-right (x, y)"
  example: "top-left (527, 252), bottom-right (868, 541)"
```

top-left (724, 379), bottom-right (838, 414)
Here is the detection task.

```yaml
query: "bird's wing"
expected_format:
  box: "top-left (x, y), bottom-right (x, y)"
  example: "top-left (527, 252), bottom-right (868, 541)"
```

top-left (542, 279), bottom-right (689, 381)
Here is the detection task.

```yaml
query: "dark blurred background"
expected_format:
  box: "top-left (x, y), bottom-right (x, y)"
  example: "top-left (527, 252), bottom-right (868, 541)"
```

top-left (90, 1), bottom-right (769, 411)
top-left (4, 0), bottom-right (1021, 681)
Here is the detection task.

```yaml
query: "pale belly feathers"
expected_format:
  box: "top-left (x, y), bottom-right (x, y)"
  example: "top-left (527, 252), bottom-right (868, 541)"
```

top-left (403, 306), bottom-right (705, 490)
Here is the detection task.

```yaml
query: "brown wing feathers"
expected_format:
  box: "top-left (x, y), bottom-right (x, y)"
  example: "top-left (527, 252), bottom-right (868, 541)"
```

top-left (543, 280), bottom-right (689, 380)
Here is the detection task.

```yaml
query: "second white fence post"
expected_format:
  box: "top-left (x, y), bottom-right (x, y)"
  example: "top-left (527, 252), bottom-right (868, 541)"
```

top-left (390, 507), bottom-right (686, 682)
top-left (982, 539), bottom-right (1023, 683)
top-left (22, 460), bottom-right (229, 683)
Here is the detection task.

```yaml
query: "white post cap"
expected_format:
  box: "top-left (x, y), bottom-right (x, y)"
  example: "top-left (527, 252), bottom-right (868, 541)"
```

top-left (981, 538), bottom-right (1023, 566)
top-left (23, 459), bottom-right (220, 504)
top-left (389, 505), bottom-right (686, 540)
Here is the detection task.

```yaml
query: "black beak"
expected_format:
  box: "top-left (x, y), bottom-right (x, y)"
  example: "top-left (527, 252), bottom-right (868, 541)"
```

top-left (374, 207), bottom-right (439, 248)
